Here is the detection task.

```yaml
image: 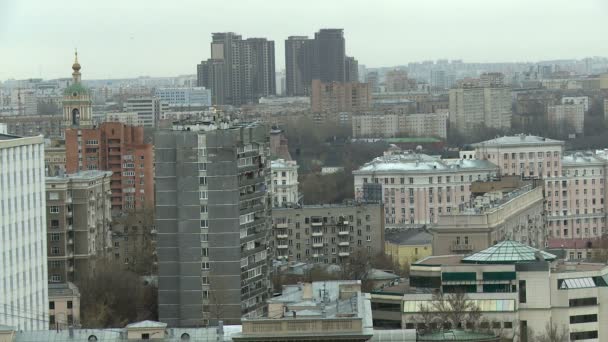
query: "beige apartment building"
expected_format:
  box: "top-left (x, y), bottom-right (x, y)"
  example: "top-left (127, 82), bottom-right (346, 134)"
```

top-left (547, 103), bottom-right (585, 134)
top-left (44, 142), bottom-right (66, 176)
top-left (431, 183), bottom-right (546, 255)
top-left (354, 151), bottom-right (499, 225)
top-left (448, 82), bottom-right (512, 134)
top-left (352, 112), bottom-right (447, 139)
top-left (271, 203), bottom-right (385, 263)
top-left (311, 79), bottom-right (371, 113)
top-left (46, 171), bottom-right (112, 283)
top-left (48, 282), bottom-right (80, 329)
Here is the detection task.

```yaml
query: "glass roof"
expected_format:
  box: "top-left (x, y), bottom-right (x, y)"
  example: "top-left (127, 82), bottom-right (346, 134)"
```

top-left (461, 240), bottom-right (556, 264)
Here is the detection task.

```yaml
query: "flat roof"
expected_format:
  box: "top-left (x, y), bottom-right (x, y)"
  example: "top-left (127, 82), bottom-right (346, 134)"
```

top-left (415, 255), bottom-right (464, 266)
top-left (0, 133), bottom-right (23, 140)
top-left (472, 134), bottom-right (563, 147)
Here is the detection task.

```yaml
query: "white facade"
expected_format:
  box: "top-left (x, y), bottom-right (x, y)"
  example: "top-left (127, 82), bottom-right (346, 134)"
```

top-left (123, 97), bottom-right (168, 127)
top-left (0, 134), bottom-right (49, 330)
top-left (154, 87), bottom-right (212, 107)
top-left (547, 104), bottom-right (585, 134)
top-left (271, 159), bottom-right (299, 207)
top-left (353, 152), bottom-right (499, 225)
top-left (449, 86), bottom-right (512, 134)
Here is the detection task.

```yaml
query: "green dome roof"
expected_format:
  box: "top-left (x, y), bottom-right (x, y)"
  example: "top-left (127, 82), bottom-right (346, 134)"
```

top-left (64, 82), bottom-right (89, 96)
top-left (462, 240), bottom-right (556, 264)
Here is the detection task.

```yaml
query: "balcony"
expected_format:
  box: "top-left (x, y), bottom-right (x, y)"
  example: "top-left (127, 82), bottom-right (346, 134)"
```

top-left (276, 255), bottom-right (287, 260)
top-left (67, 210), bottom-right (73, 218)
top-left (338, 241), bottom-right (350, 247)
top-left (277, 244), bottom-right (289, 249)
top-left (67, 225), bottom-right (73, 231)
top-left (338, 230), bottom-right (349, 236)
top-left (312, 231), bottom-right (323, 237)
top-left (311, 221), bottom-right (323, 227)
top-left (338, 252), bottom-right (350, 257)
top-left (313, 253), bottom-right (323, 258)
top-left (450, 244), bottom-right (473, 252)
top-left (276, 234), bottom-right (288, 239)
top-left (65, 197), bottom-right (72, 204)
top-left (312, 242), bottom-right (324, 248)
top-left (276, 223), bottom-right (288, 229)
top-left (342, 220), bottom-right (349, 225)
top-left (68, 239), bottom-right (73, 245)
top-left (68, 266), bottom-right (74, 272)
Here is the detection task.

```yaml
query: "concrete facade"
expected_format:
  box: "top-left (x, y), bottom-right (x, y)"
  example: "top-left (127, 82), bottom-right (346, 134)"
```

top-left (48, 282), bottom-right (80, 329)
top-left (430, 184), bottom-right (546, 255)
top-left (46, 171), bottom-right (112, 283)
top-left (155, 120), bottom-right (273, 327)
top-left (547, 103), bottom-right (585, 134)
top-left (0, 134), bottom-right (49, 330)
top-left (449, 83), bottom-right (512, 134)
top-left (352, 112), bottom-right (447, 139)
top-left (271, 203), bottom-right (385, 263)
top-left (123, 97), bottom-right (168, 128)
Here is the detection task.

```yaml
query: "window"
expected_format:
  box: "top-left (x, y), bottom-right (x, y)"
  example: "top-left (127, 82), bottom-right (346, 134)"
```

top-left (518, 280), bottom-right (526, 303)
top-left (51, 274), bottom-right (61, 282)
top-left (50, 315), bottom-right (55, 325)
top-left (50, 233), bottom-right (60, 241)
top-left (200, 220), bottom-right (208, 228)
top-left (51, 247), bottom-right (60, 255)
top-left (49, 301), bottom-right (55, 310)
top-left (199, 191), bottom-right (207, 199)
top-left (50, 219), bottom-right (59, 228)
top-left (50, 206), bottom-right (59, 213)
top-left (569, 297), bottom-right (597, 307)
top-left (503, 322), bottom-right (513, 329)
top-left (569, 314), bottom-right (597, 324)
top-left (141, 333), bottom-right (150, 340)
top-left (570, 331), bottom-right (598, 341)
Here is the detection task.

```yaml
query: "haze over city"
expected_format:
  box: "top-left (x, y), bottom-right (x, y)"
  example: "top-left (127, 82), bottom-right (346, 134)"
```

top-left (2, 0), bottom-right (608, 79)
top-left (3, 1), bottom-right (608, 341)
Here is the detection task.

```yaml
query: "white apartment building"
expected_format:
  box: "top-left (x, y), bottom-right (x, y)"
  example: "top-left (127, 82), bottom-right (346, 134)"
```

top-left (154, 87), bottom-right (212, 107)
top-left (123, 97), bottom-right (168, 127)
top-left (270, 159), bottom-right (299, 207)
top-left (562, 96), bottom-right (589, 112)
top-left (547, 104), bottom-right (585, 134)
top-left (473, 135), bottom-right (608, 243)
top-left (352, 112), bottom-right (447, 139)
top-left (353, 152), bottom-right (499, 225)
top-left (0, 133), bottom-right (49, 330)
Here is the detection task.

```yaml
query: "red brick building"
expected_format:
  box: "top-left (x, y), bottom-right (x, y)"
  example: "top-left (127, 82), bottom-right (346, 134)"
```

top-left (65, 122), bottom-right (154, 213)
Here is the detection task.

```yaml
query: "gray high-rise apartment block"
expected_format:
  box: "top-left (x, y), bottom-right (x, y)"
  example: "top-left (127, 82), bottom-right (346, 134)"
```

top-left (155, 119), bottom-right (273, 327)
top-left (345, 56), bottom-right (359, 83)
top-left (197, 33), bottom-right (275, 106)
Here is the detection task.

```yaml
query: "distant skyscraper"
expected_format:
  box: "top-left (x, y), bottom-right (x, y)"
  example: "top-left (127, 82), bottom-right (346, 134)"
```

top-left (345, 56), bottom-right (359, 82)
top-left (285, 36), bottom-right (315, 96)
top-left (197, 33), bottom-right (275, 106)
top-left (314, 29), bottom-right (346, 83)
top-left (155, 119), bottom-right (272, 326)
top-left (0, 133), bottom-right (49, 330)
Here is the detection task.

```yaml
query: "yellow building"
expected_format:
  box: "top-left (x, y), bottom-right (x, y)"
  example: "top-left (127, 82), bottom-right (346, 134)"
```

top-left (384, 228), bottom-right (432, 266)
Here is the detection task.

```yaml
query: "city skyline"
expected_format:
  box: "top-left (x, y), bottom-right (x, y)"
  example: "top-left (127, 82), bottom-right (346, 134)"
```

top-left (2, 0), bottom-right (608, 80)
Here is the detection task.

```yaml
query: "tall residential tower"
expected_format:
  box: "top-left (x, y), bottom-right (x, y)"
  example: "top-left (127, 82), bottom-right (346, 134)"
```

top-left (155, 118), bottom-right (272, 326)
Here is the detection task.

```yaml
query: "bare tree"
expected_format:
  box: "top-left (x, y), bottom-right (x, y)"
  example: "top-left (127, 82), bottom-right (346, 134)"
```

top-left (111, 207), bottom-right (157, 275)
top-left (416, 291), bottom-right (481, 332)
top-left (529, 322), bottom-right (568, 342)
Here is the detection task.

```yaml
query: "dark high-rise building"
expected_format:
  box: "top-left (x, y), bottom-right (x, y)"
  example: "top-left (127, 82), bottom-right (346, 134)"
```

top-left (314, 29), bottom-right (346, 83)
top-left (345, 56), bottom-right (359, 82)
top-left (196, 33), bottom-right (275, 106)
top-left (285, 36), bottom-right (315, 96)
top-left (155, 119), bottom-right (273, 327)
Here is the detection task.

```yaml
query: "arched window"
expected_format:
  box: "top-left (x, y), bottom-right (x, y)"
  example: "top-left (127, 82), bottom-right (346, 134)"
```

top-left (88, 335), bottom-right (98, 341)
top-left (181, 333), bottom-right (190, 340)
top-left (72, 108), bottom-right (80, 126)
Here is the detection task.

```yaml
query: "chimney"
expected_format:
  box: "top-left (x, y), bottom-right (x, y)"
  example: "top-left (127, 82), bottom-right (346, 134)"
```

top-left (302, 283), bottom-right (313, 300)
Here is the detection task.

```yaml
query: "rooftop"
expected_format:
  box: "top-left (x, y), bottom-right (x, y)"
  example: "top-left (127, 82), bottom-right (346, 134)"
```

top-left (472, 134), bottom-right (563, 147)
top-left (0, 133), bottom-right (22, 141)
top-left (385, 137), bottom-right (442, 143)
top-left (48, 282), bottom-right (80, 297)
top-left (46, 170), bottom-right (113, 182)
top-left (354, 152), bottom-right (497, 174)
top-left (418, 330), bottom-right (499, 341)
top-left (562, 151), bottom-right (606, 165)
top-left (271, 159), bottom-right (298, 169)
top-left (461, 240), bottom-right (556, 264)
top-left (385, 228), bottom-right (432, 245)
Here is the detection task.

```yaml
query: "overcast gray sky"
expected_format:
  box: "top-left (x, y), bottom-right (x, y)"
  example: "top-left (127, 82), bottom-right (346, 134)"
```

top-left (1, 0), bottom-right (608, 80)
